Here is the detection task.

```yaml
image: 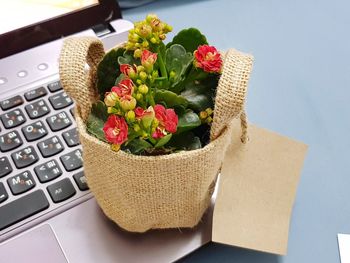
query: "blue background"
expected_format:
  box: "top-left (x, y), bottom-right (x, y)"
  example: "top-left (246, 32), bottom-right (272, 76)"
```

top-left (124, 1), bottom-right (350, 262)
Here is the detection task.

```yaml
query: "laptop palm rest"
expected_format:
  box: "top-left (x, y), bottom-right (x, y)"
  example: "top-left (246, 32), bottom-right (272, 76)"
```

top-left (45, 198), bottom-right (212, 263)
top-left (0, 224), bottom-right (68, 263)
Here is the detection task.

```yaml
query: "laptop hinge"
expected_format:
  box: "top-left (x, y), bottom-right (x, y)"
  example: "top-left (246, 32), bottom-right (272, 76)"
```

top-left (92, 23), bottom-right (115, 37)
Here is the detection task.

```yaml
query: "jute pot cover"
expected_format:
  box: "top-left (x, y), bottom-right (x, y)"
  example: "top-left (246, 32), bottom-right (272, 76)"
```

top-left (59, 37), bottom-right (253, 232)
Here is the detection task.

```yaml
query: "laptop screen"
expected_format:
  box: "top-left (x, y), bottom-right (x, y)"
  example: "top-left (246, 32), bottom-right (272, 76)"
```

top-left (0, 0), bottom-right (100, 35)
top-left (0, 0), bottom-right (122, 59)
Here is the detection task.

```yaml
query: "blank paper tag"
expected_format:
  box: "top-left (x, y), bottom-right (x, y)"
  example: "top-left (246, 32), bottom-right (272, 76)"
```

top-left (212, 121), bottom-right (307, 255)
top-left (338, 234), bottom-right (350, 263)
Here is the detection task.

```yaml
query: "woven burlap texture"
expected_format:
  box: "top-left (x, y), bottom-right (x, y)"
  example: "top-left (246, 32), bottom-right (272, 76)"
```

top-left (59, 36), bottom-right (253, 232)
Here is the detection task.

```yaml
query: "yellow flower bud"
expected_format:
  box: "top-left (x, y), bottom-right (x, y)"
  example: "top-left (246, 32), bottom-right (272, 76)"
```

top-left (138, 84), bottom-right (149, 94)
top-left (107, 107), bottom-right (117, 114)
top-left (139, 71), bottom-right (148, 82)
top-left (134, 49), bottom-right (142, 58)
top-left (125, 42), bottom-right (134, 50)
top-left (205, 116), bottom-right (213, 124)
top-left (133, 124), bottom-right (141, 132)
top-left (142, 40), bottom-right (149, 48)
top-left (146, 14), bottom-right (158, 23)
top-left (126, 110), bottom-right (135, 122)
top-left (199, 111), bottom-right (208, 120)
top-left (128, 33), bottom-right (139, 42)
top-left (136, 79), bottom-right (142, 85)
top-left (104, 92), bottom-right (118, 107)
top-left (119, 97), bottom-right (136, 111)
top-left (169, 71), bottom-right (176, 79)
top-left (205, 108), bottom-right (213, 116)
top-left (135, 93), bottom-right (143, 101)
top-left (152, 70), bottom-right (159, 78)
top-left (111, 144), bottom-right (121, 152)
top-left (164, 24), bottom-right (173, 33)
top-left (139, 24), bottom-right (152, 38)
top-left (150, 37), bottom-right (157, 44)
top-left (137, 65), bottom-right (145, 72)
top-left (159, 34), bottom-right (166, 40)
top-left (152, 118), bottom-right (159, 130)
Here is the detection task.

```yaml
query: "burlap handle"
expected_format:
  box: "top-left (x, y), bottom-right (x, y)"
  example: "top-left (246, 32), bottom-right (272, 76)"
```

top-left (210, 49), bottom-right (254, 143)
top-left (59, 37), bottom-right (105, 121)
top-left (59, 37), bottom-right (253, 142)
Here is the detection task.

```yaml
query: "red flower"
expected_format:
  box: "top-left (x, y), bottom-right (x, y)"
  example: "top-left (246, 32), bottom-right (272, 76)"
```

top-left (152, 104), bottom-right (178, 138)
top-left (135, 106), bottom-right (155, 128)
top-left (152, 127), bottom-right (166, 139)
top-left (103, 115), bottom-right (128, 145)
top-left (120, 64), bottom-right (136, 78)
top-left (141, 50), bottom-right (157, 66)
top-left (112, 78), bottom-right (134, 98)
top-left (135, 107), bottom-right (146, 118)
top-left (194, 45), bottom-right (222, 73)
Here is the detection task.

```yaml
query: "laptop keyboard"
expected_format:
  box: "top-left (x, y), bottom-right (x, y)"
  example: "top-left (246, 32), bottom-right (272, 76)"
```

top-left (0, 80), bottom-right (89, 233)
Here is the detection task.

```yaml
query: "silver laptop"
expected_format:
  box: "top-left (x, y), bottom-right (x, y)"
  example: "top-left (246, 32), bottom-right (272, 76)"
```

top-left (0, 1), bottom-right (212, 262)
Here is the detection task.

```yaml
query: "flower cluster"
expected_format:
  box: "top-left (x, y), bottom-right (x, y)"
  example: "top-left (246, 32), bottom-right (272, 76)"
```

top-left (103, 49), bottom-right (179, 148)
top-left (90, 14), bottom-right (223, 155)
top-left (126, 14), bottom-right (173, 58)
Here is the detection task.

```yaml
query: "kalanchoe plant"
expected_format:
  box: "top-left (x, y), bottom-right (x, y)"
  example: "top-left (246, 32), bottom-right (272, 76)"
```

top-left (87, 14), bottom-right (223, 155)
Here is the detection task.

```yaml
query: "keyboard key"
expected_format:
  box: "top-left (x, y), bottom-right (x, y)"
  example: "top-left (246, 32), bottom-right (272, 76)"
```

top-left (0, 95), bottom-right (24, 111)
top-left (34, 160), bottom-right (62, 183)
top-left (60, 149), bottom-right (83, 172)
top-left (47, 81), bottom-right (62, 93)
top-left (49, 92), bottom-right (73, 110)
top-left (0, 109), bottom-right (26, 129)
top-left (7, 171), bottom-right (35, 195)
top-left (0, 130), bottom-right (23, 152)
top-left (0, 183), bottom-right (8, 203)
top-left (46, 111), bottom-right (72, 131)
top-left (62, 128), bottom-right (80, 147)
top-left (37, 136), bottom-right (64, 158)
top-left (25, 99), bottom-right (50, 119)
top-left (22, 121), bottom-right (48, 142)
top-left (0, 157), bottom-right (12, 178)
top-left (24, 86), bottom-right (47, 101)
top-left (70, 108), bottom-right (75, 118)
top-left (0, 190), bottom-right (49, 231)
top-left (11, 146), bottom-right (39, 169)
top-left (47, 178), bottom-right (76, 203)
top-left (73, 171), bottom-right (89, 191)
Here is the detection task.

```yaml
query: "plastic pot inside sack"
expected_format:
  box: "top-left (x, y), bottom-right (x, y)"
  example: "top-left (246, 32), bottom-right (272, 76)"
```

top-left (59, 37), bottom-right (253, 233)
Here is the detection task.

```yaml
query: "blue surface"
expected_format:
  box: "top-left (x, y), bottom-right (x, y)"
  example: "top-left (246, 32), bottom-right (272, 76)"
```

top-left (123, 1), bottom-right (350, 262)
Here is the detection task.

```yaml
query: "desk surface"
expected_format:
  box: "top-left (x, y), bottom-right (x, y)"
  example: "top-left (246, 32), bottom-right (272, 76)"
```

top-left (124, 1), bottom-right (350, 262)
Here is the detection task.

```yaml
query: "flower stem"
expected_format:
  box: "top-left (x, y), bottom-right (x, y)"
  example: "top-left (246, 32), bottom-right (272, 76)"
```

top-left (156, 47), bottom-right (168, 79)
top-left (148, 92), bottom-right (155, 106)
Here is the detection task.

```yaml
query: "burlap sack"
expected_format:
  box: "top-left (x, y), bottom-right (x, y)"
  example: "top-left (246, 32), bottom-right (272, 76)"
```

top-left (59, 37), bottom-right (253, 232)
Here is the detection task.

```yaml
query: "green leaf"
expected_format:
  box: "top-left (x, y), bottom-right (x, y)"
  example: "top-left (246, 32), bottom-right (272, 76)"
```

top-left (154, 89), bottom-right (188, 108)
top-left (96, 48), bottom-right (125, 99)
top-left (122, 138), bottom-right (153, 154)
top-left (91, 101), bottom-right (108, 121)
top-left (86, 101), bottom-right (108, 143)
top-left (181, 81), bottom-right (214, 112)
top-left (114, 73), bottom-right (125, 85)
top-left (176, 110), bottom-right (201, 134)
top-left (167, 28), bottom-right (208, 53)
top-left (165, 44), bottom-right (193, 87)
top-left (154, 134), bottom-right (172, 148)
top-left (168, 132), bottom-right (202, 151)
top-left (117, 51), bottom-right (139, 66)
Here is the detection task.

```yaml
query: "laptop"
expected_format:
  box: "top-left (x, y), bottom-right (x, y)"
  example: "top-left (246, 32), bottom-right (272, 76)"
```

top-left (0, 1), bottom-right (212, 262)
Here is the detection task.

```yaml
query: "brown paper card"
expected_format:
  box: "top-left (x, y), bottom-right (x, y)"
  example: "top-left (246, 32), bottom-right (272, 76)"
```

top-left (212, 121), bottom-right (308, 255)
